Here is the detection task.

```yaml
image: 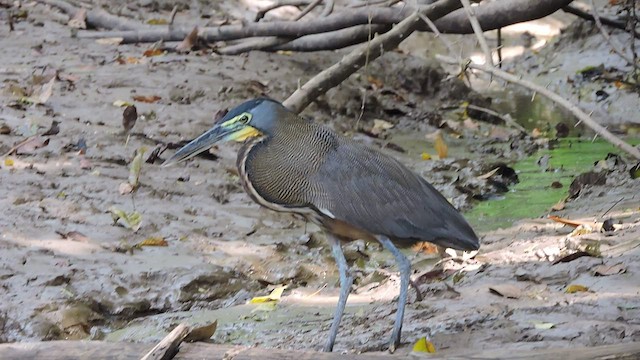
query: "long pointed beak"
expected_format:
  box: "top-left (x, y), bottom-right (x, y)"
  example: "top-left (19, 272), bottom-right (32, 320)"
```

top-left (162, 125), bottom-right (228, 167)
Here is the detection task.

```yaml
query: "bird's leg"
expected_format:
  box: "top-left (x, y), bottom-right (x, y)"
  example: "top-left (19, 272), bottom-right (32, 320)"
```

top-left (323, 233), bottom-right (353, 352)
top-left (376, 235), bottom-right (411, 353)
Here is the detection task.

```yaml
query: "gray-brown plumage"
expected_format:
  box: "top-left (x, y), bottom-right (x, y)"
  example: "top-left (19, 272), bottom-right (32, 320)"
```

top-left (163, 98), bottom-right (479, 353)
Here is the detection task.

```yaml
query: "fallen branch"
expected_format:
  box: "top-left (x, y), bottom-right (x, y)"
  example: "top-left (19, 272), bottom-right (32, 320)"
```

top-left (436, 55), bottom-right (640, 160)
top-left (140, 323), bottom-right (190, 360)
top-left (71, 0), bottom-right (572, 52)
top-left (283, 0), bottom-right (462, 113)
top-left (38, 0), bottom-right (148, 31)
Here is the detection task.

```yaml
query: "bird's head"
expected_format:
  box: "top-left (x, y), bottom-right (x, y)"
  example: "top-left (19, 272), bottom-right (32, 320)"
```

top-left (163, 98), bottom-right (285, 166)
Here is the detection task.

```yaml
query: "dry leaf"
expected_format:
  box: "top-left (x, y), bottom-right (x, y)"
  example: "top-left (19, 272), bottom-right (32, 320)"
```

top-left (68, 8), bottom-right (87, 29)
top-left (412, 241), bottom-right (439, 254)
top-left (116, 57), bottom-right (140, 64)
top-left (9, 136), bottom-right (50, 155)
top-left (176, 26), bottom-right (199, 52)
top-left (421, 152), bottom-right (432, 160)
top-left (547, 215), bottom-right (591, 228)
top-left (565, 284), bottom-right (589, 294)
top-left (434, 133), bottom-right (448, 159)
top-left (42, 120), bottom-right (60, 136)
top-left (128, 148), bottom-right (145, 188)
top-left (118, 182), bottom-right (134, 195)
top-left (367, 76), bottom-right (384, 90)
top-left (96, 37), bottom-right (123, 45)
top-left (36, 77), bottom-right (55, 104)
top-left (371, 119), bottom-right (393, 136)
top-left (412, 337), bottom-right (436, 353)
top-left (143, 48), bottom-right (164, 57)
top-left (593, 263), bottom-right (626, 276)
top-left (4, 158), bottom-right (14, 166)
top-left (123, 105), bottom-right (138, 133)
top-left (184, 321), bottom-right (217, 342)
top-left (489, 284), bottom-right (522, 299)
top-left (477, 167), bottom-right (500, 180)
top-left (108, 207), bottom-right (143, 232)
top-left (532, 321), bottom-right (555, 330)
top-left (135, 237), bottom-right (168, 247)
top-left (0, 124), bottom-right (11, 134)
top-left (132, 95), bottom-right (161, 103)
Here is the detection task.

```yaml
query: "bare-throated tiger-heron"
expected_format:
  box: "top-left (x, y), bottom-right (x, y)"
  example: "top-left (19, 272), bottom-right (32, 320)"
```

top-left (163, 98), bottom-right (480, 352)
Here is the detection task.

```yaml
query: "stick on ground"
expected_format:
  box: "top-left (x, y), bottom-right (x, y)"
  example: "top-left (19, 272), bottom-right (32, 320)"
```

top-left (140, 323), bottom-right (191, 360)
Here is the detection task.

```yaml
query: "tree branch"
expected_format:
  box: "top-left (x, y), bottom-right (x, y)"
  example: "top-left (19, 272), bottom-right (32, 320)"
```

top-left (283, 0), bottom-right (462, 113)
top-left (436, 55), bottom-right (640, 160)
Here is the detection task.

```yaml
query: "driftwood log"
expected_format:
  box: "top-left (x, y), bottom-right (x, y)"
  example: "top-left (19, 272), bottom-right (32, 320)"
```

top-left (1, 341), bottom-right (640, 360)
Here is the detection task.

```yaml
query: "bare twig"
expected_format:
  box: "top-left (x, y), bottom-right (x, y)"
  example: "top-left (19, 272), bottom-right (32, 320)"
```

top-left (466, 104), bottom-right (527, 133)
top-left (460, 0), bottom-right (493, 66)
top-left (436, 55), bottom-right (640, 160)
top-left (218, 37), bottom-right (292, 55)
top-left (590, 0), bottom-right (634, 65)
top-left (169, 5), bottom-right (178, 27)
top-left (284, 0), bottom-right (462, 113)
top-left (563, 4), bottom-right (639, 36)
top-left (416, 12), bottom-right (455, 55)
top-left (140, 323), bottom-right (190, 360)
top-left (294, 0), bottom-right (322, 20)
top-left (496, 28), bottom-right (502, 68)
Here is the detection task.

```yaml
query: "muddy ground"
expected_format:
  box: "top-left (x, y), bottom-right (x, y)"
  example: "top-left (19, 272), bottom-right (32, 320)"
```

top-left (1, 0), bottom-right (639, 356)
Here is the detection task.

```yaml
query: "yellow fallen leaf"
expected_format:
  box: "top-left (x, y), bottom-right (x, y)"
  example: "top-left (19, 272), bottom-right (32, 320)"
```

top-left (4, 158), bottom-right (14, 166)
top-left (434, 132), bottom-right (448, 159)
top-left (113, 100), bottom-right (134, 107)
top-left (565, 284), bottom-right (589, 294)
top-left (108, 207), bottom-right (143, 232)
top-left (412, 337), bottom-right (436, 353)
top-left (135, 237), bottom-right (168, 247)
top-left (146, 18), bottom-right (169, 25)
top-left (276, 50), bottom-right (293, 56)
top-left (249, 285), bottom-right (288, 303)
top-left (250, 302), bottom-right (278, 313)
top-left (128, 147), bottom-right (146, 189)
top-left (421, 152), bottom-right (432, 160)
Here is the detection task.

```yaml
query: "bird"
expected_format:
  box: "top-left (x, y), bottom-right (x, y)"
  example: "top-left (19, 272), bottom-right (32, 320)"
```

top-left (163, 98), bottom-right (480, 352)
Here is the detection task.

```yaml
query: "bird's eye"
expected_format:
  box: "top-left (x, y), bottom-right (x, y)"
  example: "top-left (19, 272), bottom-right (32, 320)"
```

top-left (239, 114), bottom-right (250, 124)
